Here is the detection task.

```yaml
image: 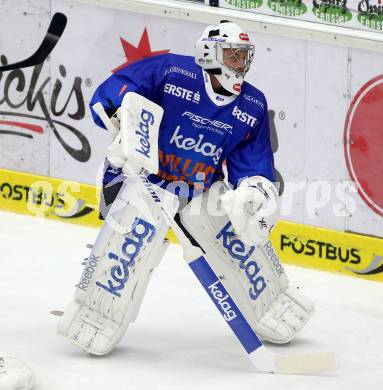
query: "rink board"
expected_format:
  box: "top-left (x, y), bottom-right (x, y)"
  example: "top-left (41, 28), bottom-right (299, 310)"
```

top-left (1, 1), bottom-right (383, 239)
top-left (1, 168), bottom-right (382, 283)
top-left (0, 168), bottom-right (102, 227)
top-left (270, 222), bottom-right (383, 283)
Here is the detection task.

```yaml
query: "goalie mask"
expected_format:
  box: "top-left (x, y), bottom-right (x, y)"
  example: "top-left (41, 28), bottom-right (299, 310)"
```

top-left (195, 21), bottom-right (255, 95)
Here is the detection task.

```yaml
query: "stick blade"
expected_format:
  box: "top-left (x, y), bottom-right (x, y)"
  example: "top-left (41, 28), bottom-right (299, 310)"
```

top-left (275, 351), bottom-right (337, 374)
top-left (0, 12), bottom-right (67, 72)
top-left (32, 12), bottom-right (67, 63)
top-left (48, 12), bottom-right (67, 37)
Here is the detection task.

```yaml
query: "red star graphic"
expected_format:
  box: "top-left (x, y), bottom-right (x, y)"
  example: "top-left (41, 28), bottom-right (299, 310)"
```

top-left (112, 28), bottom-right (170, 73)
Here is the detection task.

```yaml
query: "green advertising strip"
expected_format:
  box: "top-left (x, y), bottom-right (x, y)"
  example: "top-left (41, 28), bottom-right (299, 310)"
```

top-left (268, 0), bottom-right (307, 17)
top-left (312, 2), bottom-right (353, 24)
top-left (223, 0), bottom-right (263, 10)
top-left (357, 0), bottom-right (383, 31)
top-left (358, 13), bottom-right (383, 31)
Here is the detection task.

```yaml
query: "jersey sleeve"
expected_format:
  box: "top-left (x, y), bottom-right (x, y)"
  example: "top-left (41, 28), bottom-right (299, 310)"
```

top-left (226, 102), bottom-right (275, 187)
top-left (89, 54), bottom-right (169, 129)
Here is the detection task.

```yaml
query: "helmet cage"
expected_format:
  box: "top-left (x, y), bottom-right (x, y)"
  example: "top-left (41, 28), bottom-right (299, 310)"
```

top-left (216, 42), bottom-right (255, 76)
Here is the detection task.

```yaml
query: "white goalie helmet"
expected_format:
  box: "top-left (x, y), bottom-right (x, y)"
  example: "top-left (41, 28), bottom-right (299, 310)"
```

top-left (195, 20), bottom-right (255, 95)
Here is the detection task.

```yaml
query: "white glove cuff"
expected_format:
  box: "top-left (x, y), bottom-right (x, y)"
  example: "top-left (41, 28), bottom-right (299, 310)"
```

top-left (239, 175), bottom-right (279, 200)
top-left (220, 176), bottom-right (279, 245)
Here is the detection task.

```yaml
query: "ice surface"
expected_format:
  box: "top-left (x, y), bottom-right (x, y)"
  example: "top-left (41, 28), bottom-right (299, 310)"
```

top-left (0, 211), bottom-right (382, 390)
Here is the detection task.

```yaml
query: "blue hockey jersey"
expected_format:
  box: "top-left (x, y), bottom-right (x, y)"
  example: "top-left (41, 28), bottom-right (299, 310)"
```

top-left (90, 53), bottom-right (275, 198)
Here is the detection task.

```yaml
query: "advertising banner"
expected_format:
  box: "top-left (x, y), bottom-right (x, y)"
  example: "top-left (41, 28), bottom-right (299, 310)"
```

top-left (271, 220), bottom-right (383, 282)
top-left (213, 0), bottom-right (383, 33)
top-left (2, 167), bottom-right (381, 282)
top-left (0, 168), bottom-right (102, 227)
top-left (0, 0), bottom-right (382, 245)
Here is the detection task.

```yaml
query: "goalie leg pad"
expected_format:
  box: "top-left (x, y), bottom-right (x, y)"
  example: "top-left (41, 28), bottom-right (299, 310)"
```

top-left (179, 183), bottom-right (314, 344)
top-left (58, 175), bottom-right (178, 355)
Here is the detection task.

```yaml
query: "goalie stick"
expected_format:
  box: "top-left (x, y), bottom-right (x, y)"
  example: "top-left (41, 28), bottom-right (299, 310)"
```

top-left (92, 101), bottom-right (337, 375)
top-left (0, 12), bottom-right (67, 72)
top-left (138, 171), bottom-right (336, 374)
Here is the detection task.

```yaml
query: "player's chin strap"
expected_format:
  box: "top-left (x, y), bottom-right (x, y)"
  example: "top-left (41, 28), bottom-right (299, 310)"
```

top-left (93, 95), bottom-right (336, 375)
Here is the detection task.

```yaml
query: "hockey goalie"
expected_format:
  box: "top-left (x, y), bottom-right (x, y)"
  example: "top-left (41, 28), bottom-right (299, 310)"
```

top-left (58, 21), bottom-right (315, 359)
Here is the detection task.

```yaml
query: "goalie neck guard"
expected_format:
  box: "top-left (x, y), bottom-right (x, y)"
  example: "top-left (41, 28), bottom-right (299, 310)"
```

top-left (195, 21), bottom-right (255, 95)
